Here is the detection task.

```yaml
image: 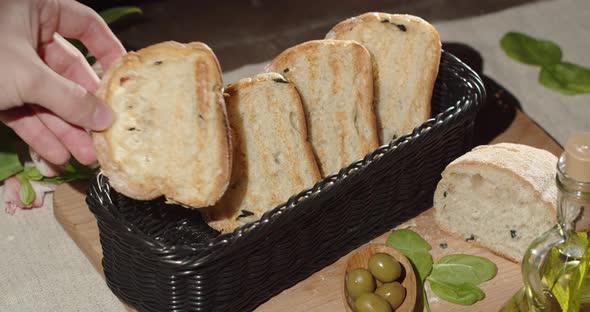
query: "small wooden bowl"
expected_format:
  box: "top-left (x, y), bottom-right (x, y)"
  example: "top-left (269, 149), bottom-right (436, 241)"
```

top-left (343, 244), bottom-right (417, 312)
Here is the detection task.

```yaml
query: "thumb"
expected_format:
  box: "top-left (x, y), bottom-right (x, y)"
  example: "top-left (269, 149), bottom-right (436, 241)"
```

top-left (18, 59), bottom-right (113, 131)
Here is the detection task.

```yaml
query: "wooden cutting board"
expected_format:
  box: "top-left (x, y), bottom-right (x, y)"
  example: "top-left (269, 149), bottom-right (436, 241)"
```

top-left (53, 110), bottom-right (562, 311)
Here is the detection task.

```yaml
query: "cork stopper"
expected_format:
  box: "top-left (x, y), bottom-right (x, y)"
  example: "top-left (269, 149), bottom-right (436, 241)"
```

top-left (564, 132), bottom-right (590, 183)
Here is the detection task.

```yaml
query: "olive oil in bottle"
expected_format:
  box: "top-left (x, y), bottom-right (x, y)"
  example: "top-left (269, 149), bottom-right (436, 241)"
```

top-left (501, 132), bottom-right (590, 312)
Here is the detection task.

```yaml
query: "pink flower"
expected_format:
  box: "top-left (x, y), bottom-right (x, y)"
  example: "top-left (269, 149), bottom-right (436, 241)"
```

top-left (2, 176), bottom-right (57, 215)
top-left (3, 176), bottom-right (23, 215)
top-left (30, 181), bottom-right (58, 207)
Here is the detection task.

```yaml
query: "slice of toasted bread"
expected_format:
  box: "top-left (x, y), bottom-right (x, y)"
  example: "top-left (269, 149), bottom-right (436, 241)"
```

top-left (268, 39), bottom-right (378, 176)
top-left (326, 13), bottom-right (441, 144)
top-left (202, 73), bottom-right (321, 232)
top-left (93, 41), bottom-right (231, 208)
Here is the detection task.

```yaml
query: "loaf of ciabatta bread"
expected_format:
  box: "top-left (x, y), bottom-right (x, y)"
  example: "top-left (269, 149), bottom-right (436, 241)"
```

top-left (93, 41), bottom-right (231, 208)
top-left (202, 73), bottom-right (321, 232)
top-left (433, 143), bottom-right (558, 262)
top-left (326, 13), bottom-right (441, 144)
top-left (268, 39), bottom-right (379, 176)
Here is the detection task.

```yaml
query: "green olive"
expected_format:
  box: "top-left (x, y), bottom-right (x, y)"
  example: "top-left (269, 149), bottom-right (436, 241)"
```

top-left (346, 268), bottom-right (376, 299)
top-left (376, 279), bottom-right (383, 288)
top-left (354, 293), bottom-right (392, 312)
top-left (368, 253), bottom-right (402, 283)
top-left (375, 282), bottom-right (406, 309)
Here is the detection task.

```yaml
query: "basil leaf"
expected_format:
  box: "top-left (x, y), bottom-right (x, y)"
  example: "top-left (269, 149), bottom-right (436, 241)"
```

top-left (408, 250), bottom-right (433, 282)
top-left (0, 149), bottom-right (23, 182)
top-left (500, 32), bottom-right (562, 66)
top-left (41, 158), bottom-right (98, 184)
top-left (24, 166), bottom-right (43, 181)
top-left (431, 254), bottom-right (497, 286)
top-left (566, 241), bottom-right (590, 312)
top-left (0, 124), bottom-right (23, 181)
top-left (386, 229), bottom-right (431, 253)
top-left (539, 62), bottom-right (590, 95)
top-left (16, 172), bottom-right (35, 206)
top-left (386, 229), bottom-right (433, 282)
top-left (428, 278), bottom-right (485, 305)
top-left (99, 6), bottom-right (142, 25)
top-left (542, 232), bottom-right (590, 311)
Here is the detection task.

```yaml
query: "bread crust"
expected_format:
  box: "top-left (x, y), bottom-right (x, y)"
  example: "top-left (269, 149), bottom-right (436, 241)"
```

top-left (433, 143), bottom-right (558, 262)
top-left (93, 41), bottom-right (231, 208)
top-left (203, 73), bottom-right (321, 232)
top-left (326, 13), bottom-right (440, 144)
top-left (269, 39), bottom-right (379, 176)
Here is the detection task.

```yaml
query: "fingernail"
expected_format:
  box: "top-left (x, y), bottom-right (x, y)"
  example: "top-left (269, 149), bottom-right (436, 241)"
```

top-left (92, 102), bottom-right (115, 130)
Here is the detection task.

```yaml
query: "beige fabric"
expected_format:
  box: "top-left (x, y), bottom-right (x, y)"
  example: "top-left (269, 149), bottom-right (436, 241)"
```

top-left (1, 0), bottom-right (589, 310)
top-left (0, 194), bottom-right (122, 311)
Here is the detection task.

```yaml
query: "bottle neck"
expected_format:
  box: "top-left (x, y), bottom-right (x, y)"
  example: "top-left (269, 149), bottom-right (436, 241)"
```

top-left (556, 154), bottom-right (590, 233)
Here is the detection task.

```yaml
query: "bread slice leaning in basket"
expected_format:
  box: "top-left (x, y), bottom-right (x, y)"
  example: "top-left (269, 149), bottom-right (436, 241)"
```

top-left (202, 73), bottom-right (322, 232)
top-left (326, 12), bottom-right (441, 144)
top-left (93, 41), bottom-right (231, 208)
top-left (268, 39), bottom-right (379, 177)
top-left (433, 143), bottom-right (558, 262)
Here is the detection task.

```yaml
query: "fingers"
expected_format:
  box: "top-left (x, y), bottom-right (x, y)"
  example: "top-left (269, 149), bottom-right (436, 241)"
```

top-left (0, 107), bottom-right (69, 165)
top-left (39, 0), bottom-right (126, 70)
top-left (17, 59), bottom-right (114, 131)
top-left (37, 35), bottom-right (100, 164)
top-left (54, 0), bottom-right (126, 70)
top-left (41, 34), bottom-right (99, 93)
top-left (32, 106), bottom-right (96, 165)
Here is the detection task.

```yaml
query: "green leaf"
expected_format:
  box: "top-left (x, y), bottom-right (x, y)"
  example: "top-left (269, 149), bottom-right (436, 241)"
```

top-left (500, 32), bottom-right (562, 66)
top-left (409, 250), bottom-right (434, 282)
top-left (428, 278), bottom-right (485, 305)
top-left (0, 153), bottom-right (22, 181)
top-left (0, 124), bottom-right (23, 181)
top-left (0, 149), bottom-right (23, 182)
top-left (41, 158), bottom-right (98, 184)
top-left (542, 232), bottom-right (590, 312)
top-left (423, 289), bottom-right (431, 312)
top-left (16, 172), bottom-right (35, 206)
top-left (99, 6), bottom-right (142, 25)
top-left (567, 248), bottom-right (590, 312)
top-left (539, 62), bottom-right (590, 95)
top-left (386, 229), bottom-right (431, 253)
top-left (386, 229), bottom-right (433, 282)
top-left (24, 166), bottom-right (43, 181)
top-left (431, 254), bottom-right (497, 286)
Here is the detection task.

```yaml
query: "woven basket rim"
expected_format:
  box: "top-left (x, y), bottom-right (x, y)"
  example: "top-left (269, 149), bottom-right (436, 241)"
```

top-left (88, 50), bottom-right (485, 260)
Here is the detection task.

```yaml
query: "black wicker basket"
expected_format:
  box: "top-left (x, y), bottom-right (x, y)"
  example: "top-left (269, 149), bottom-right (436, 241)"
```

top-left (87, 50), bottom-right (485, 312)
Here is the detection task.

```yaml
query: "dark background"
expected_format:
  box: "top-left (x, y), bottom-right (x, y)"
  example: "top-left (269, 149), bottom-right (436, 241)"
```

top-left (81, 0), bottom-right (544, 71)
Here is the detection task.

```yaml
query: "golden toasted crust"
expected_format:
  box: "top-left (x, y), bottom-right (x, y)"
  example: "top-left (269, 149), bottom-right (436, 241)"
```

top-left (269, 39), bottom-right (379, 176)
top-left (93, 41), bottom-right (231, 208)
top-left (326, 13), bottom-right (441, 144)
top-left (202, 73), bottom-right (321, 232)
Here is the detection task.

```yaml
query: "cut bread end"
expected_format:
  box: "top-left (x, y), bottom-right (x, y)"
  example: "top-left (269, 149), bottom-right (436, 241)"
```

top-left (433, 143), bottom-right (558, 262)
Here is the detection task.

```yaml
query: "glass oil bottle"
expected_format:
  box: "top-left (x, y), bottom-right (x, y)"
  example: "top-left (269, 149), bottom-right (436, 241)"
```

top-left (501, 132), bottom-right (590, 312)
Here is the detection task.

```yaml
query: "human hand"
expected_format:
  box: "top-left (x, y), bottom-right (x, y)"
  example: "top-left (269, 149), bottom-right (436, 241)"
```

top-left (0, 0), bottom-right (125, 165)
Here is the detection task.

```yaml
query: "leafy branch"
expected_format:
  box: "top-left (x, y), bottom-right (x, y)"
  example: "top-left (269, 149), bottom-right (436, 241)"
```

top-left (386, 229), bottom-right (497, 308)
